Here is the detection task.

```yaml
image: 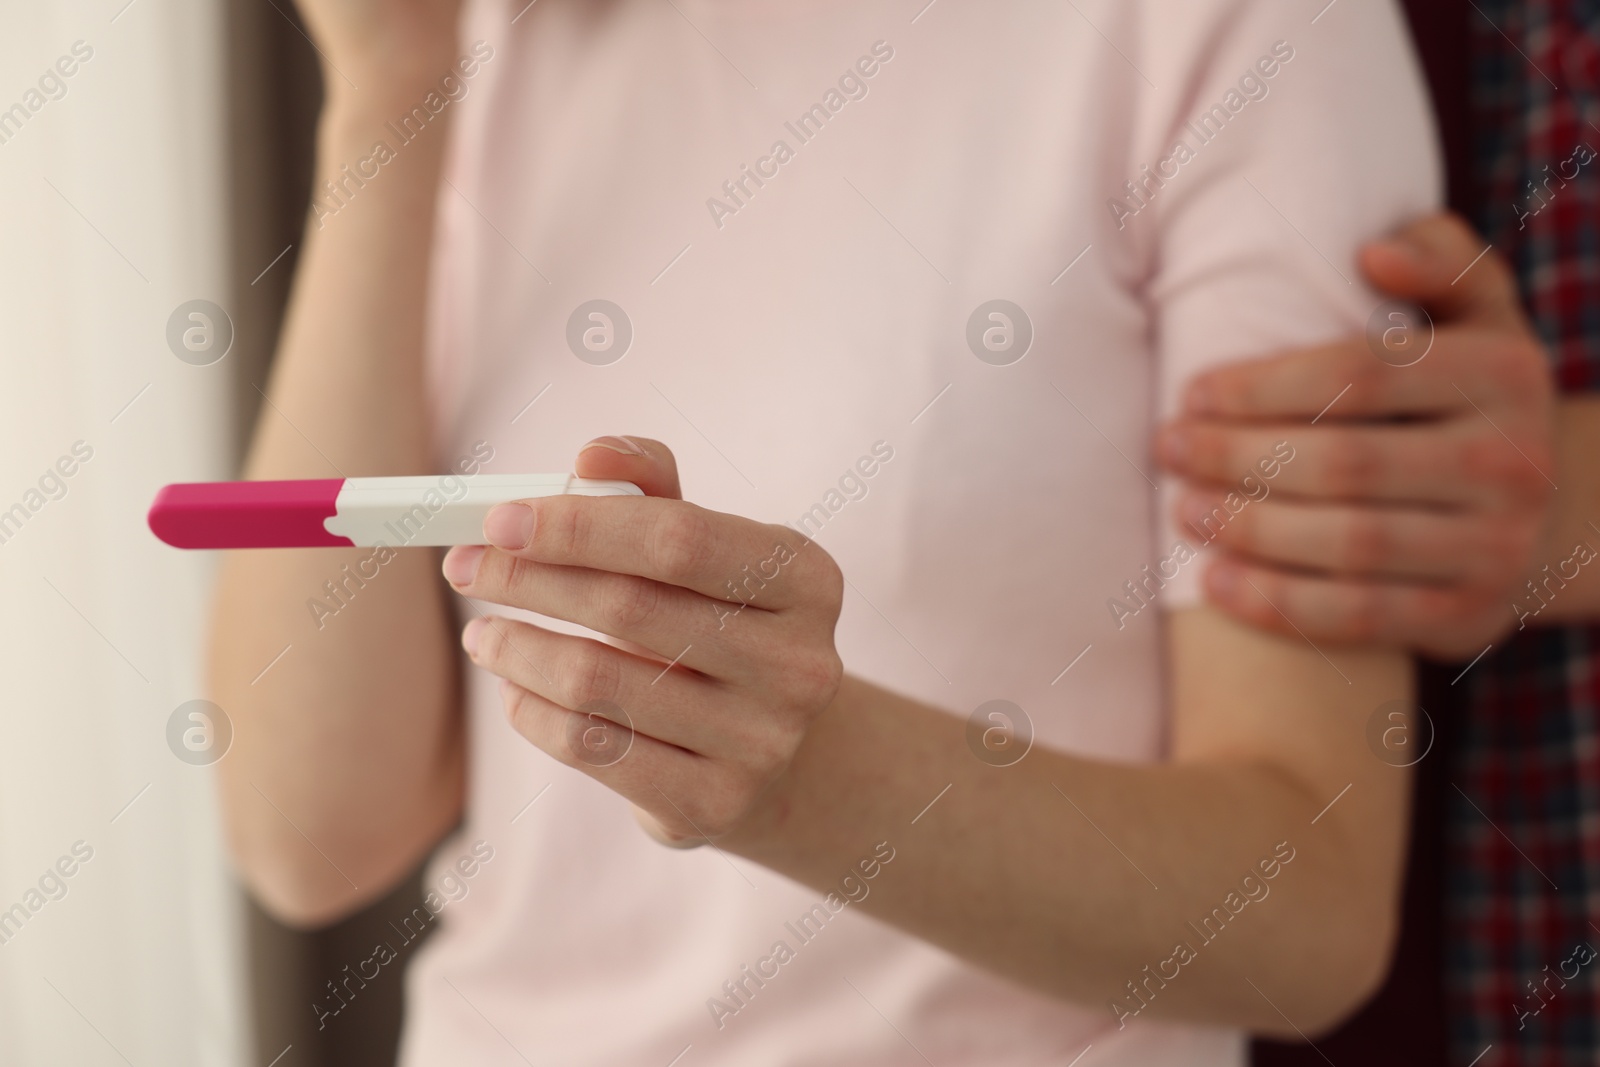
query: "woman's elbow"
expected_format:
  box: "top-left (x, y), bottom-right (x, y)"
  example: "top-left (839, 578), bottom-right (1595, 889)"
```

top-left (1262, 896), bottom-right (1400, 1039)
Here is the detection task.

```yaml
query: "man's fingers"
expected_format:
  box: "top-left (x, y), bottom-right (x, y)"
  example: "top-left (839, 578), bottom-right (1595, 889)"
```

top-left (1199, 555), bottom-right (1503, 657)
top-left (1359, 212), bottom-right (1527, 330)
top-left (1178, 214), bottom-right (1544, 424)
top-left (1157, 419), bottom-right (1546, 507)
top-left (1182, 341), bottom-right (1439, 421)
top-left (574, 435), bottom-right (682, 499)
top-left (1178, 327), bottom-right (1548, 421)
top-left (1175, 492), bottom-right (1529, 584)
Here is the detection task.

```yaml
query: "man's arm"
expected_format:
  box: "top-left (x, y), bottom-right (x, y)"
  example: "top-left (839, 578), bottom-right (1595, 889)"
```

top-left (208, 2), bottom-right (466, 926)
top-left (450, 442), bottom-right (1413, 1037)
top-left (1534, 396), bottom-right (1600, 623)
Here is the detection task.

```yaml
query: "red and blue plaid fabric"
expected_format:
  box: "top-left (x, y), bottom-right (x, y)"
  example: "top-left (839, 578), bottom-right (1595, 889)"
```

top-left (1444, 1), bottom-right (1600, 1063)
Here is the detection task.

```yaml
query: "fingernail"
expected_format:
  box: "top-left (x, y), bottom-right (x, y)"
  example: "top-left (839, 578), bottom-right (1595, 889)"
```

top-left (583, 435), bottom-right (645, 457)
top-left (484, 503), bottom-right (535, 550)
top-left (462, 616), bottom-right (486, 657)
top-left (443, 544), bottom-right (485, 587)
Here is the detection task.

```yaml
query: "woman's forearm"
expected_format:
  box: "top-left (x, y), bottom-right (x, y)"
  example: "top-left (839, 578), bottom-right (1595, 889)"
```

top-left (724, 611), bottom-right (1411, 1037)
top-left (209, 87), bottom-right (463, 926)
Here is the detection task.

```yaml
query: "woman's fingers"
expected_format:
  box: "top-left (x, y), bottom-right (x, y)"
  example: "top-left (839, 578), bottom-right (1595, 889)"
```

top-left (464, 613), bottom-right (757, 757)
top-left (446, 545), bottom-right (767, 677)
top-left (469, 494), bottom-right (817, 611)
top-left (475, 616), bottom-right (780, 840)
top-left (458, 434), bottom-right (847, 843)
top-left (574, 435), bottom-right (683, 499)
top-left (494, 677), bottom-right (720, 838)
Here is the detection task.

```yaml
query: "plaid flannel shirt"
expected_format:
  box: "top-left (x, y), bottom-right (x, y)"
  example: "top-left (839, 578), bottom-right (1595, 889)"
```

top-left (1444, 0), bottom-right (1600, 1063)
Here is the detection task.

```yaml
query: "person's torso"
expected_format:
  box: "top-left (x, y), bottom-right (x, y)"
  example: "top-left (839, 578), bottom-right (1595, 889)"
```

top-left (402, 1), bottom-right (1243, 1063)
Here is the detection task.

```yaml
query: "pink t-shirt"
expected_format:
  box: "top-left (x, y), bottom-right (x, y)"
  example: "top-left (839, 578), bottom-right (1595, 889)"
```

top-left (403, 0), bottom-right (1438, 1063)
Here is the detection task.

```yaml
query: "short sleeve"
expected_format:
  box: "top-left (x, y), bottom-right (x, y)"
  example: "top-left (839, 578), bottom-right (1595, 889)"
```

top-left (1122, 0), bottom-right (1443, 610)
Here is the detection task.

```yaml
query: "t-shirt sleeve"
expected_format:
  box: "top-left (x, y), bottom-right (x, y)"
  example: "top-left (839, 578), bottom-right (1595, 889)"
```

top-left (1124, 0), bottom-right (1443, 611)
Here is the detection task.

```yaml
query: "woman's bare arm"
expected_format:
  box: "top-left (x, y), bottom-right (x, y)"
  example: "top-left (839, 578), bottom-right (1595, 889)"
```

top-left (720, 609), bottom-right (1410, 1037)
top-left (209, 3), bottom-right (466, 926)
top-left (446, 441), bottom-right (1413, 1037)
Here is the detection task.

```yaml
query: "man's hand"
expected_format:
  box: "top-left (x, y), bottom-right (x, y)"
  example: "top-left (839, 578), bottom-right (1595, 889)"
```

top-left (441, 437), bottom-right (845, 845)
top-left (1156, 213), bottom-right (1557, 660)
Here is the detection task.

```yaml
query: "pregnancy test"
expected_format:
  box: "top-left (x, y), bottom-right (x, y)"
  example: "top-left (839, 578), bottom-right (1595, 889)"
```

top-left (148, 474), bottom-right (643, 549)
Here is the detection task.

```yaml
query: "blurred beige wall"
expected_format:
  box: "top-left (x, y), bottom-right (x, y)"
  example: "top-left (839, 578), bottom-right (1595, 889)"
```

top-left (0, 1), bottom-right (249, 1064)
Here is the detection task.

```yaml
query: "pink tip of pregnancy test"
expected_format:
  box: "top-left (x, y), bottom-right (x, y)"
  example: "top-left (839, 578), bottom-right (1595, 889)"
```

top-left (148, 479), bottom-right (353, 549)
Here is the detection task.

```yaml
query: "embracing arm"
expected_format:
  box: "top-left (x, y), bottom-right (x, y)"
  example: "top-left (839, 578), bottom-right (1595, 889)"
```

top-left (1535, 396), bottom-right (1600, 624)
